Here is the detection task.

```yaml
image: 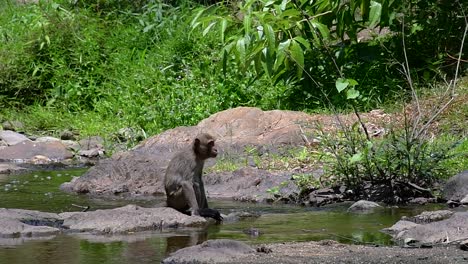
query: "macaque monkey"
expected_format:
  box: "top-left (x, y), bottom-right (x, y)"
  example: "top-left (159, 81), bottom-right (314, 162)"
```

top-left (164, 133), bottom-right (222, 221)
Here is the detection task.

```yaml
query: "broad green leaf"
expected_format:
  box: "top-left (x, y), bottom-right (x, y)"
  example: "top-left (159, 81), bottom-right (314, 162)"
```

top-left (348, 78), bottom-right (358, 87)
top-left (349, 153), bottom-right (363, 164)
top-left (280, 0), bottom-right (288, 11)
top-left (289, 40), bottom-right (304, 77)
top-left (293, 36), bottom-right (311, 50)
top-left (368, 1), bottom-right (382, 28)
top-left (263, 24), bottom-right (275, 49)
top-left (346, 88), bottom-right (360, 99)
top-left (310, 20), bottom-right (330, 40)
top-left (335, 78), bottom-right (349, 93)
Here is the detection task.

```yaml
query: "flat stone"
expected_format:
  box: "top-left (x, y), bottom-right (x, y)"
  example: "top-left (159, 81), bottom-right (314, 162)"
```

top-left (162, 239), bottom-right (256, 264)
top-left (60, 205), bottom-right (207, 234)
top-left (0, 130), bottom-right (30, 146)
top-left (0, 141), bottom-right (73, 161)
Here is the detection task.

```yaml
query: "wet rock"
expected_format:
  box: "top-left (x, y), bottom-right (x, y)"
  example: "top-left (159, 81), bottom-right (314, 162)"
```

top-left (0, 141), bottom-right (73, 162)
top-left (0, 130), bottom-right (30, 146)
top-left (0, 163), bottom-right (29, 175)
top-left (443, 170), bottom-right (468, 202)
top-left (381, 220), bottom-right (420, 236)
top-left (348, 200), bottom-right (381, 212)
top-left (401, 210), bottom-right (454, 224)
top-left (307, 188), bottom-right (343, 207)
top-left (162, 239), bottom-right (256, 264)
top-left (1, 121), bottom-right (24, 132)
top-left (60, 205), bottom-right (207, 234)
top-left (393, 212), bottom-right (468, 245)
top-left (244, 227), bottom-right (261, 237)
top-left (0, 208), bottom-right (61, 238)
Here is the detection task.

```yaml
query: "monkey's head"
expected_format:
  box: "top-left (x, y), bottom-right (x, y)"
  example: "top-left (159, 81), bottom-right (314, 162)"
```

top-left (193, 133), bottom-right (218, 160)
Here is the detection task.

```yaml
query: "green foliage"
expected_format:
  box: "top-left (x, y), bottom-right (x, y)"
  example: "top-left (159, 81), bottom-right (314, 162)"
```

top-left (0, 0), bottom-right (294, 143)
top-left (320, 121), bottom-right (463, 202)
top-left (192, 0), bottom-right (466, 109)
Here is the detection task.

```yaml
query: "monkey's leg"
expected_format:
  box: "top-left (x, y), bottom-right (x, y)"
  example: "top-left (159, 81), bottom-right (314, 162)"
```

top-left (180, 181), bottom-right (200, 216)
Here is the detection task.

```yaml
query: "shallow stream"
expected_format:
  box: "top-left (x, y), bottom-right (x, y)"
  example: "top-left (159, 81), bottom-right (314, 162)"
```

top-left (0, 169), bottom-right (445, 264)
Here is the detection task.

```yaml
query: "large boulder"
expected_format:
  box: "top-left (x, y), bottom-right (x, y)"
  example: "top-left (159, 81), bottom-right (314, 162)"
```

top-left (62, 107), bottom-right (387, 197)
top-left (443, 170), bottom-right (468, 202)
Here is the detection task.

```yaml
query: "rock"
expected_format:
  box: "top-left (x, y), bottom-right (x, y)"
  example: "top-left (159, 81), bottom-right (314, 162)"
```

top-left (460, 195), bottom-right (468, 205)
top-left (61, 205), bottom-right (207, 234)
top-left (1, 121), bottom-right (24, 132)
top-left (0, 141), bottom-right (73, 162)
top-left (31, 155), bottom-right (52, 165)
top-left (0, 130), bottom-right (30, 146)
top-left (59, 107), bottom-right (387, 197)
top-left (408, 197), bottom-right (431, 205)
top-left (460, 240), bottom-right (468, 251)
top-left (0, 163), bottom-right (29, 175)
top-left (394, 212), bottom-right (468, 245)
top-left (0, 208), bottom-right (61, 238)
top-left (78, 148), bottom-right (105, 158)
top-left (443, 170), bottom-right (468, 202)
top-left (60, 130), bottom-right (76, 140)
top-left (162, 239), bottom-right (256, 264)
top-left (61, 140), bottom-right (80, 152)
top-left (381, 220), bottom-right (420, 236)
top-left (79, 136), bottom-right (104, 151)
top-left (348, 200), bottom-right (381, 212)
top-left (35, 136), bottom-right (61, 142)
top-left (401, 210), bottom-right (454, 224)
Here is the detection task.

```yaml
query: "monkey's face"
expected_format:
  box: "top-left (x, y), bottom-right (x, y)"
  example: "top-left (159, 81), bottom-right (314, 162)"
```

top-left (194, 134), bottom-right (218, 160)
top-left (207, 140), bottom-right (218, 158)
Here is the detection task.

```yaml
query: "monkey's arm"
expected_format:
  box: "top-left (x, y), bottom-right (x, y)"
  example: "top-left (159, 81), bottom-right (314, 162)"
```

top-left (198, 208), bottom-right (223, 222)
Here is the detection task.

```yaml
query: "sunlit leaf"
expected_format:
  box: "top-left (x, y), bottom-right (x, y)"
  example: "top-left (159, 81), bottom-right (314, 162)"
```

top-left (368, 1), bottom-right (382, 28)
top-left (202, 21), bottom-right (217, 36)
top-left (289, 40), bottom-right (304, 77)
top-left (346, 88), bottom-right (360, 99)
top-left (349, 153), bottom-right (363, 164)
top-left (335, 78), bottom-right (349, 93)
